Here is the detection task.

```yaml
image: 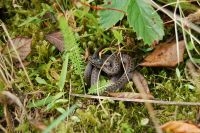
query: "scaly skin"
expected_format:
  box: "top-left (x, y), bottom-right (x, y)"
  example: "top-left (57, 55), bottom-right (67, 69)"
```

top-left (105, 54), bottom-right (134, 92)
top-left (84, 47), bottom-right (104, 87)
top-left (85, 50), bottom-right (134, 92)
top-left (89, 54), bottom-right (121, 76)
top-left (90, 67), bottom-right (100, 86)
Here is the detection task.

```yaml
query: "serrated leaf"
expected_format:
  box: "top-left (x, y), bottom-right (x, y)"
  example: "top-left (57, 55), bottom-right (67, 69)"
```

top-left (28, 95), bottom-right (54, 108)
top-left (127, 0), bottom-right (164, 45)
top-left (98, 0), bottom-right (130, 29)
top-left (88, 78), bottom-right (110, 94)
top-left (28, 92), bottom-right (66, 108)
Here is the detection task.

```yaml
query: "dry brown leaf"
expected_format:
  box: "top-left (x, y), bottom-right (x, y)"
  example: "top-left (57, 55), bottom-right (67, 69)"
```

top-left (132, 70), bottom-right (150, 94)
top-left (185, 60), bottom-right (200, 78)
top-left (161, 121), bottom-right (200, 133)
top-left (15, 61), bottom-right (30, 68)
top-left (186, 9), bottom-right (200, 24)
top-left (30, 120), bottom-right (47, 131)
top-left (1, 91), bottom-right (24, 108)
top-left (108, 92), bottom-right (154, 100)
top-left (45, 31), bottom-right (65, 52)
top-left (185, 60), bottom-right (200, 91)
top-left (4, 104), bottom-right (14, 132)
top-left (140, 40), bottom-right (185, 67)
top-left (3, 37), bottom-right (32, 62)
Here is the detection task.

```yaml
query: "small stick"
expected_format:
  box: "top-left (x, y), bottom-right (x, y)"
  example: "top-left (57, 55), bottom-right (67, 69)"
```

top-left (70, 93), bottom-right (200, 106)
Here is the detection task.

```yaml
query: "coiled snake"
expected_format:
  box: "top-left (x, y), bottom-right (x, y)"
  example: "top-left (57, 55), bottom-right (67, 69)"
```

top-left (84, 48), bottom-right (135, 92)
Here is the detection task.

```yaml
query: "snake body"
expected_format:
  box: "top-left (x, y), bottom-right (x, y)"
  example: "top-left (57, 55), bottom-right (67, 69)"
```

top-left (84, 48), bottom-right (103, 87)
top-left (105, 54), bottom-right (134, 92)
top-left (85, 49), bottom-right (134, 92)
top-left (89, 54), bottom-right (121, 76)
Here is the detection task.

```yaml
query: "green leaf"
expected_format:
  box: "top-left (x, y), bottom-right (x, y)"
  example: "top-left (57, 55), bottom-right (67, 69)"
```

top-left (193, 58), bottom-right (200, 64)
top-left (88, 78), bottom-right (110, 94)
top-left (28, 92), bottom-right (66, 108)
top-left (112, 30), bottom-right (123, 44)
top-left (43, 104), bottom-right (79, 133)
top-left (127, 0), bottom-right (164, 45)
top-left (176, 67), bottom-right (181, 80)
top-left (58, 16), bottom-right (76, 50)
top-left (35, 76), bottom-right (47, 85)
top-left (58, 53), bottom-right (69, 91)
top-left (187, 41), bottom-right (195, 50)
top-left (18, 3), bottom-right (53, 27)
top-left (46, 99), bottom-right (68, 110)
top-left (58, 16), bottom-right (84, 91)
top-left (28, 94), bottom-right (53, 108)
top-left (140, 118), bottom-right (149, 126)
top-left (98, 0), bottom-right (130, 29)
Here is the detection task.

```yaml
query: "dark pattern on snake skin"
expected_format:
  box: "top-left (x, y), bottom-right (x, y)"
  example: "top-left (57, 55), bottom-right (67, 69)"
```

top-left (84, 47), bottom-right (103, 87)
top-left (84, 49), bottom-right (135, 92)
top-left (89, 54), bottom-right (121, 76)
top-left (105, 54), bottom-right (134, 92)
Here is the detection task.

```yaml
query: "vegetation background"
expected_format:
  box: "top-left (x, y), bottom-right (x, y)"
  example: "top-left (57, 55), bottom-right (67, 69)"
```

top-left (0, 0), bottom-right (200, 132)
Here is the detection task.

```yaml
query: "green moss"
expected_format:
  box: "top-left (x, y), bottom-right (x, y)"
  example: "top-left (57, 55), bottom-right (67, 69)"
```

top-left (0, 0), bottom-right (199, 132)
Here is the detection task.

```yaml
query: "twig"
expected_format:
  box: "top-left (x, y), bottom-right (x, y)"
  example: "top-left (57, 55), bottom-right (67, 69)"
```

top-left (79, 1), bottom-right (127, 15)
top-left (150, 0), bottom-right (200, 34)
top-left (70, 93), bottom-right (200, 106)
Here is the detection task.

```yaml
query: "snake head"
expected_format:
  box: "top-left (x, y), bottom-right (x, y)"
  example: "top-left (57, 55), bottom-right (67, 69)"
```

top-left (88, 56), bottom-right (103, 67)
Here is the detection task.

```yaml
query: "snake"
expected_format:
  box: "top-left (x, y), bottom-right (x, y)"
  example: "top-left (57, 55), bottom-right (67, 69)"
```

top-left (84, 48), bottom-right (102, 87)
top-left (104, 54), bottom-right (134, 92)
top-left (84, 49), bottom-right (135, 92)
top-left (89, 54), bottom-right (121, 76)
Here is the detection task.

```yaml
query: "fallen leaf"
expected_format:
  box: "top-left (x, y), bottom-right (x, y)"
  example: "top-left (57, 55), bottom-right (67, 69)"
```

top-left (4, 104), bottom-right (14, 132)
top-left (185, 60), bottom-right (200, 78)
top-left (3, 37), bottom-right (32, 62)
top-left (1, 91), bottom-right (25, 108)
top-left (185, 60), bottom-right (200, 91)
top-left (197, 109), bottom-right (200, 126)
top-left (132, 71), bottom-right (150, 94)
top-left (15, 61), bottom-right (30, 68)
top-left (30, 120), bottom-right (47, 131)
top-left (161, 121), bottom-right (200, 133)
top-left (186, 9), bottom-right (200, 24)
top-left (108, 92), bottom-right (154, 100)
top-left (45, 31), bottom-right (65, 52)
top-left (140, 40), bottom-right (185, 67)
